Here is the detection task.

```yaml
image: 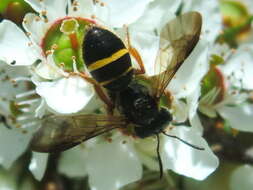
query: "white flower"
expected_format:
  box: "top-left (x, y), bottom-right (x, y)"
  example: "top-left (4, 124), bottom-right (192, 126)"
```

top-left (199, 44), bottom-right (253, 132)
top-left (182, 0), bottom-right (222, 42)
top-left (0, 62), bottom-right (44, 170)
top-left (0, 0), bottom-right (155, 180)
top-left (0, 0), bottom-right (220, 188)
top-left (0, 0), bottom-right (153, 114)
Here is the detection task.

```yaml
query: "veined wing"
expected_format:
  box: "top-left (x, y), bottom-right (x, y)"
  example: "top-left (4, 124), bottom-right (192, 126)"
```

top-left (30, 114), bottom-right (127, 153)
top-left (152, 11), bottom-right (202, 99)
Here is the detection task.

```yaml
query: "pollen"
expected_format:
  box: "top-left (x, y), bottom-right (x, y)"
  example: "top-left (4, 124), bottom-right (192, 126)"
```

top-left (59, 62), bottom-right (65, 68)
top-left (26, 32), bottom-right (31, 36)
top-left (35, 16), bottom-right (41, 22)
top-left (46, 50), bottom-right (53, 55)
top-left (41, 10), bottom-right (47, 16)
top-left (231, 48), bottom-right (236, 54)
top-left (51, 44), bottom-right (58, 50)
top-left (91, 14), bottom-right (96, 19)
top-left (44, 17), bottom-right (49, 23)
top-left (73, 0), bottom-right (78, 6)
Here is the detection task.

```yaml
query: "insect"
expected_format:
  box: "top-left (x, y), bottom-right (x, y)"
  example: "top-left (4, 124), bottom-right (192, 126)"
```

top-left (31, 12), bottom-right (203, 178)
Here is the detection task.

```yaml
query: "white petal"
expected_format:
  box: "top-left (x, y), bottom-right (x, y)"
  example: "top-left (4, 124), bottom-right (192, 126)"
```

top-left (171, 99), bottom-right (188, 123)
top-left (23, 13), bottom-right (47, 46)
top-left (36, 76), bottom-right (95, 114)
top-left (24, 0), bottom-right (42, 13)
top-left (86, 136), bottom-right (142, 190)
top-left (68, 0), bottom-right (94, 18)
top-left (230, 165), bottom-right (253, 190)
top-left (34, 55), bottom-right (63, 80)
top-left (129, 32), bottom-right (160, 76)
top-left (220, 45), bottom-right (253, 90)
top-left (96, 0), bottom-right (153, 27)
top-left (182, 0), bottom-right (222, 42)
top-left (29, 152), bottom-right (48, 180)
top-left (43, 0), bottom-right (68, 21)
top-left (134, 137), bottom-right (159, 171)
top-left (0, 63), bottom-right (30, 113)
top-left (0, 126), bottom-right (33, 169)
top-left (58, 146), bottom-right (88, 177)
top-left (187, 85), bottom-right (201, 120)
top-left (25, 0), bottom-right (68, 21)
top-left (0, 20), bottom-right (37, 65)
top-left (162, 126), bottom-right (219, 180)
top-left (217, 104), bottom-right (253, 132)
top-left (130, 0), bottom-right (178, 34)
top-left (168, 39), bottom-right (209, 98)
top-left (190, 114), bottom-right (204, 135)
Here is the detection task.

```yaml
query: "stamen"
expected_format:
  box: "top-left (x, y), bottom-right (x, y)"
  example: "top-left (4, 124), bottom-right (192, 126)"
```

top-left (19, 108), bottom-right (31, 112)
top-left (13, 77), bottom-right (31, 82)
top-left (17, 98), bottom-right (40, 106)
top-left (35, 16), bottom-right (41, 22)
top-left (45, 50), bottom-right (54, 55)
top-left (72, 0), bottom-right (78, 6)
top-left (16, 90), bottom-right (36, 99)
top-left (20, 121), bottom-right (38, 129)
top-left (72, 56), bottom-right (79, 73)
top-left (16, 115), bottom-right (34, 121)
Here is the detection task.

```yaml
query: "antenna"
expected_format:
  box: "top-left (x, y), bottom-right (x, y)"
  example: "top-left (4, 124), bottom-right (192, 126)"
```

top-left (156, 134), bottom-right (163, 179)
top-left (162, 131), bottom-right (205, 150)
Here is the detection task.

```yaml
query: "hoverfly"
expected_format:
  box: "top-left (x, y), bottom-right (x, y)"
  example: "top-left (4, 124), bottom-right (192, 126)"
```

top-left (31, 12), bottom-right (203, 178)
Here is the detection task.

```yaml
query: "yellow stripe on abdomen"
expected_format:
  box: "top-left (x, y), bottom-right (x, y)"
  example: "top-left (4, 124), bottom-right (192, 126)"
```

top-left (100, 67), bottom-right (133, 86)
top-left (88, 48), bottom-right (129, 72)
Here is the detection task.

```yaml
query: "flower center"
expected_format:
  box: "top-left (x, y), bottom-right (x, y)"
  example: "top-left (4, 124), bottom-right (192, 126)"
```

top-left (201, 65), bottom-right (226, 105)
top-left (41, 17), bottom-right (95, 72)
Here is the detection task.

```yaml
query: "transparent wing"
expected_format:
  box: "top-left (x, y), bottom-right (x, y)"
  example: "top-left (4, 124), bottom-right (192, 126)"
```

top-left (30, 114), bottom-right (127, 153)
top-left (152, 11), bottom-right (202, 99)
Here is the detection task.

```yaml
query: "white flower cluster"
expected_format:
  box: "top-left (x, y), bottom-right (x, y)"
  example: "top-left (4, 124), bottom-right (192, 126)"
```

top-left (0, 0), bottom-right (253, 189)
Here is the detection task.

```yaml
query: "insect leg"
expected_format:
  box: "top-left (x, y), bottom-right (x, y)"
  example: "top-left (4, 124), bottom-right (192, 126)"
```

top-left (125, 26), bottom-right (145, 75)
top-left (71, 72), bottom-right (114, 114)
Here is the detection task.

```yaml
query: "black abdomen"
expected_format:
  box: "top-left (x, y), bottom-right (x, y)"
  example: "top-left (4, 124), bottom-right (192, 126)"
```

top-left (83, 27), bottom-right (133, 91)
